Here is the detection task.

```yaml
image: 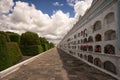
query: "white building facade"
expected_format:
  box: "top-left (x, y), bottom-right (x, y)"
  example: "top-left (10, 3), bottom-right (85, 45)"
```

top-left (58, 0), bottom-right (120, 79)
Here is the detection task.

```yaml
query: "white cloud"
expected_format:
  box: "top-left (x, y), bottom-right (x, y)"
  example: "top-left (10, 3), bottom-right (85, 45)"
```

top-left (67, 0), bottom-right (93, 17)
top-left (53, 2), bottom-right (63, 6)
top-left (67, 0), bottom-right (82, 7)
top-left (74, 0), bottom-right (93, 19)
top-left (0, 0), bottom-right (14, 15)
top-left (0, 0), bottom-right (93, 44)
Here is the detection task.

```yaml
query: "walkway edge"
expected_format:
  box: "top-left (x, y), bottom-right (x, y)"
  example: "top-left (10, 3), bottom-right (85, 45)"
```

top-left (0, 48), bottom-right (54, 79)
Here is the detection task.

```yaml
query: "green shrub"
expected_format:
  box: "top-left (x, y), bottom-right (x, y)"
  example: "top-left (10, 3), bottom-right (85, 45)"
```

top-left (6, 32), bottom-right (20, 44)
top-left (6, 42), bottom-right (22, 65)
top-left (0, 31), bottom-right (10, 42)
top-left (49, 42), bottom-right (55, 48)
top-left (0, 41), bottom-right (22, 71)
top-left (0, 45), bottom-right (10, 71)
top-left (38, 45), bottom-right (44, 53)
top-left (45, 43), bottom-right (50, 50)
top-left (0, 35), bottom-right (9, 71)
top-left (0, 35), bottom-right (7, 45)
top-left (20, 45), bottom-right (44, 56)
top-left (42, 43), bottom-right (50, 51)
top-left (20, 31), bottom-right (40, 46)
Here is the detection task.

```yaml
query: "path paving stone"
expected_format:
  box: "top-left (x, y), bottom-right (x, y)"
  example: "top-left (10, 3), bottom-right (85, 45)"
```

top-left (1, 48), bottom-right (118, 80)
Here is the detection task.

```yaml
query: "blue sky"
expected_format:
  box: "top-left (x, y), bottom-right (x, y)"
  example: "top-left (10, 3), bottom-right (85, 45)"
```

top-left (13, 0), bottom-right (75, 17)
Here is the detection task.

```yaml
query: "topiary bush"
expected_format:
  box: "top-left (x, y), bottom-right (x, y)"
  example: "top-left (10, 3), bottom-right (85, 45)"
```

top-left (45, 43), bottom-right (50, 50)
top-left (0, 31), bottom-right (10, 42)
top-left (0, 34), bottom-right (22, 71)
top-left (6, 42), bottom-right (22, 65)
top-left (20, 45), bottom-right (44, 56)
top-left (0, 34), bottom-right (7, 45)
top-left (38, 45), bottom-right (44, 53)
top-left (0, 35), bottom-right (9, 71)
top-left (49, 42), bottom-right (55, 48)
top-left (20, 31), bottom-right (40, 46)
top-left (6, 32), bottom-right (20, 44)
top-left (20, 31), bottom-right (43, 56)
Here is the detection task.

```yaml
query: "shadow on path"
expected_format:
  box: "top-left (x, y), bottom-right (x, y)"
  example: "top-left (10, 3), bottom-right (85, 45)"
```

top-left (57, 48), bottom-right (117, 80)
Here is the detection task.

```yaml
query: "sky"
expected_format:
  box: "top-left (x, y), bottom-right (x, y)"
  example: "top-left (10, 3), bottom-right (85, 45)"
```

top-left (0, 0), bottom-right (93, 44)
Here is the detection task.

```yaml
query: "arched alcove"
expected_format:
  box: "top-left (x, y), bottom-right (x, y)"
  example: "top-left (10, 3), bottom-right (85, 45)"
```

top-left (88, 55), bottom-right (93, 63)
top-left (104, 44), bottom-right (115, 54)
top-left (88, 46), bottom-right (93, 51)
top-left (94, 45), bottom-right (101, 53)
top-left (95, 34), bottom-right (102, 42)
top-left (93, 21), bottom-right (101, 32)
top-left (104, 30), bottom-right (116, 41)
top-left (88, 36), bottom-right (93, 42)
top-left (94, 58), bottom-right (102, 67)
top-left (104, 12), bottom-right (115, 25)
top-left (104, 61), bottom-right (117, 74)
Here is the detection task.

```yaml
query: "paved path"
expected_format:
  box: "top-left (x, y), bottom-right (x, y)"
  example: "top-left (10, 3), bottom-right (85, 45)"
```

top-left (1, 48), bottom-right (117, 80)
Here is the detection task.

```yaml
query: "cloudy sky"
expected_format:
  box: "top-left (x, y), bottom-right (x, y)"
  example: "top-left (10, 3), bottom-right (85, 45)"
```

top-left (0, 0), bottom-right (93, 44)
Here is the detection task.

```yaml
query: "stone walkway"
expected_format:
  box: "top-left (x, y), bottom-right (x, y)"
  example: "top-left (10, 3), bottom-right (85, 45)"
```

top-left (1, 48), bottom-right (117, 80)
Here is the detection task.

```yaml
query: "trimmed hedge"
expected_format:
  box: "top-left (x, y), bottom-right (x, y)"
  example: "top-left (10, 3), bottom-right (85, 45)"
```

top-left (0, 34), bottom-right (7, 45)
top-left (6, 42), bottom-right (22, 65)
top-left (0, 31), bottom-right (10, 42)
top-left (0, 41), bottom-right (22, 71)
top-left (0, 35), bottom-right (9, 71)
top-left (7, 33), bottom-right (20, 44)
top-left (20, 45), bottom-right (44, 56)
top-left (45, 43), bottom-right (50, 50)
top-left (20, 32), bottom-right (40, 46)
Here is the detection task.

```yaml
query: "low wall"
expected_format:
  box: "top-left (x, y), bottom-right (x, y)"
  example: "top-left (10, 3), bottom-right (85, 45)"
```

top-left (0, 48), bottom-right (53, 79)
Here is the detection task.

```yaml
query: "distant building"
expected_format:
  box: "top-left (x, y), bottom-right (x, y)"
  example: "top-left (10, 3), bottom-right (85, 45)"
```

top-left (58, 0), bottom-right (120, 79)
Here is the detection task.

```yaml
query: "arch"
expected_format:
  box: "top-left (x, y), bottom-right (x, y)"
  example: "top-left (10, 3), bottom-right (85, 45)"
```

top-left (95, 34), bottom-right (102, 42)
top-left (94, 45), bottom-right (101, 53)
top-left (88, 55), bottom-right (93, 63)
top-left (94, 58), bottom-right (102, 67)
top-left (77, 53), bottom-right (80, 56)
top-left (83, 29), bottom-right (87, 37)
top-left (80, 45), bottom-right (83, 50)
top-left (81, 31), bottom-right (84, 36)
top-left (78, 40), bottom-right (80, 44)
top-left (78, 46), bottom-right (80, 50)
top-left (88, 46), bottom-right (93, 51)
top-left (104, 12), bottom-right (115, 25)
top-left (84, 55), bottom-right (87, 60)
top-left (81, 39), bottom-right (83, 44)
top-left (84, 38), bottom-right (87, 43)
top-left (88, 36), bottom-right (93, 42)
top-left (83, 45), bottom-right (87, 51)
top-left (74, 34), bottom-right (76, 39)
top-left (93, 21), bottom-right (101, 32)
top-left (78, 33), bottom-right (81, 37)
top-left (104, 30), bottom-right (116, 41)
top-left (80, 54), bottom-right (83, 58)
top-left (104, 61), bottom-right (117, 74)
top-left (104, 44), bottom-right (115, 54)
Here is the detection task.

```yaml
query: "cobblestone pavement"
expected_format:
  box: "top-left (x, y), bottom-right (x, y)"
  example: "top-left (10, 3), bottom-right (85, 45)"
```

top-left (1, 48), bottom-right (117, 80)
